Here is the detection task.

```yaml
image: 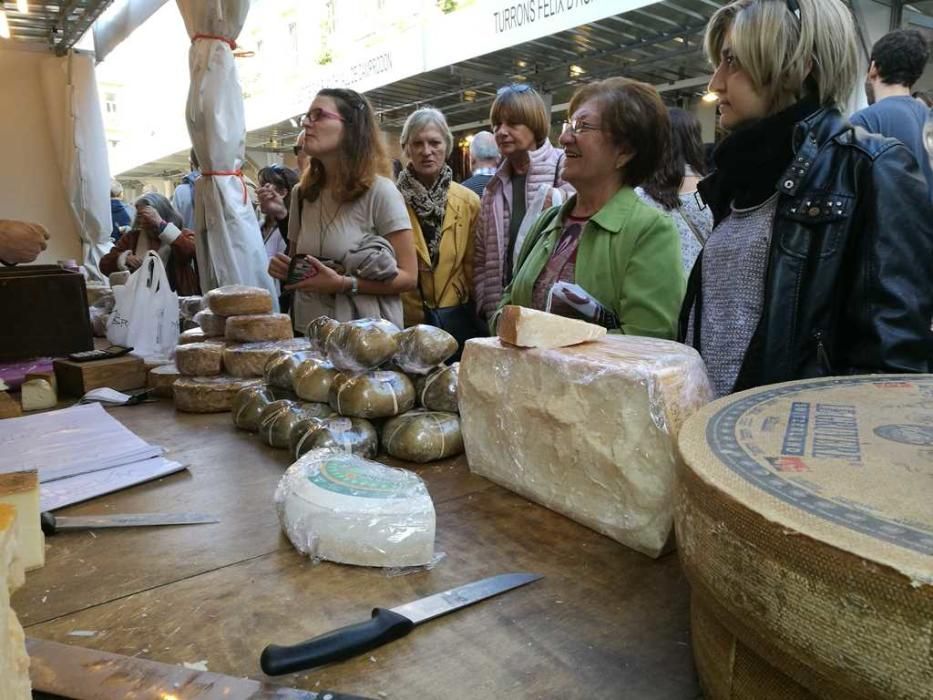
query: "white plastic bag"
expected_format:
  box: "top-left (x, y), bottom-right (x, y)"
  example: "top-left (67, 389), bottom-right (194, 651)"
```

top-left (107, 251), bottom-right (180, 358)
top-left (512, 186), bottom-right (564, 274)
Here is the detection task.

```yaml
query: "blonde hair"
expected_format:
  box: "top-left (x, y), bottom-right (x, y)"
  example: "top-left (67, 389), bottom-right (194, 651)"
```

top-left (705, 0), bottom-right (859, 113)
top-left (400, 107), bottom-right (454, 160)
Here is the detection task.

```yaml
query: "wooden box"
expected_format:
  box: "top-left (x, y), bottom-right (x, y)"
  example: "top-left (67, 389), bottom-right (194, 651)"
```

top-left (53, 356), bottom-right (147, 397)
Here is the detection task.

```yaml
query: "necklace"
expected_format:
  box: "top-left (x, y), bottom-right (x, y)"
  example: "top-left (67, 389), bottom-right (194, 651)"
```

top-left (317, 192), bottom-right (343, 258)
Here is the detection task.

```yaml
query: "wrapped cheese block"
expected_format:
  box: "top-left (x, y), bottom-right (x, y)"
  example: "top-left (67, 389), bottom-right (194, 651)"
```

top-left (291, 416), bottom-right (379, 460)
top-left (264, 351), bottom-right (317, 390)
top-left (174, 376), bottom-right (262, 413)
top-left (148, 364), bottom-right (181, 398)
top-left (193, 309), bottom-right (226, 337)
top-left (0, 504), bottom-right (31, 698)
top-left (460, 336), bottom-right (712, 558)
top-left (206, 285), bottom-right (273, 316)
top-left (675, 375), bottom-right (933, 700)
top-left (275, 449), bottom-right (436, 567)
top-left (231, 385), bottom-right (296, 432)
top-left (260, 401), bottom-right (333, 449)
top-left (415, 363), bottom-right (459, 413)
top-left (329, 370), bottom-right (414, 419)
top-left (306, 315), bottom-right (340, 353)
top-left (175, 342), bottom-right (224, 376)
top-left (325, 318), bottom-right (400, 372)
top-left (394, 325), bottom-right (457, 374)
top-left (21, 378), bottom-right (56, 411)
top-left (223, 339), bottom-right (311, 378)
top-left (382, 410), bottom-right (464, 463)
top-left (293, 357), bottom-right (340, 403)
top-left (498, 305), bottom-right (606, 349)
top-left (225, 313), bottom-right (293, 343)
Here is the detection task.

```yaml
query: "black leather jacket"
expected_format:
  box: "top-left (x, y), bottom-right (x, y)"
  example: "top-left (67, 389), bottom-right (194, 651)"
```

top-left (681, 108), bottom-right (933, 392)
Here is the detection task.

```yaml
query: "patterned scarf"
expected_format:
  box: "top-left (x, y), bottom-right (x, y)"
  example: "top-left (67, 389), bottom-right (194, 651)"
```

top-left (396, 164), bottom-right (452, 265)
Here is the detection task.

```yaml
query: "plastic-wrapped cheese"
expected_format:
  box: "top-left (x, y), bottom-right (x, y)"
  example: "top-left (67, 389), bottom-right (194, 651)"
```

top-left (179, 328), bottom-right (212, 345)
top-left (382, 410), bottom-right (464, 463)
top-left (306, 315), bottom-right (340, 353)
top-left (206, 285), bottom-right (273, 316)
top-left (675, 375), bottom-right (933, 700)
top-left (415, 363), bottom-right (459, 413)
top-left (329, 370), bottom-right (414, 419)
top-left (325, 318), bottom-right (400, 372)
top-left (275, 449), bottom-right (436, 567)
top-left (231, 385), bottom-right (296, 432)
top-left (223, 339), bottom-right (311, 378)
top-left (225, 313), bottom-right (293, 343)
top-left (174, 342), bottom-right (223, 376)
top-left (293, 357), bottom-right (340, 403)
top-left (394, 325), bottom-right (457, 374)
top-left (148, 364), bottom-right (181, 398)
top-left (459, 335), bottom-right (712, 558)
top-left (260, 400), bottom-right (334, 449)
top-left (178, 295), bottom-right (205, 320)
top-left (264, 351), bottom-right (317, 390)
top-left (193, 309), bottom-right (226, 337)
top-left (174, 376), bottom-right (262, 413)
top-left (291, 416), bottom-right (379, 460)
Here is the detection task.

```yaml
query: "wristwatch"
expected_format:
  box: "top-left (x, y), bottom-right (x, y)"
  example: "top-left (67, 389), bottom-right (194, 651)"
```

top-left (347, 275), bottom-right (359, 296)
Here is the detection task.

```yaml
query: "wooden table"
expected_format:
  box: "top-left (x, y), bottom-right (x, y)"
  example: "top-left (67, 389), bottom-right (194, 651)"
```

top-left (13, 400), bottom-right (700, 699)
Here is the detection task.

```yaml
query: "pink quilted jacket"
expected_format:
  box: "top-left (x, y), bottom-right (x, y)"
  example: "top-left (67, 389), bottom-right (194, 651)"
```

top-left (472, 139), bottom-right (572, 320)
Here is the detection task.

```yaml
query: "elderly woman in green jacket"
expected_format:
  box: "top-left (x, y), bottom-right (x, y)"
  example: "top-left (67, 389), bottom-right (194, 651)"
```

top-left (494, 77), bottom-right (685, 339)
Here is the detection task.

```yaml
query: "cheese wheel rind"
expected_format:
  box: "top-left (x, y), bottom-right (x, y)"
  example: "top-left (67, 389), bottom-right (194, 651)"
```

top-left (148, 364), bottom-right (181, 398)
top-left (173, 376), bottom-right (262, 413)
top-left (193, 310), bottom-right (227, 337)
top-left (223, 339), bottom-right (312, 378)
top-left (175, 342), bottom-right (224, 376)
top-left (225, 313), bottom-right (293, 343)
top-left (206, 285), bottom-right (273, 316)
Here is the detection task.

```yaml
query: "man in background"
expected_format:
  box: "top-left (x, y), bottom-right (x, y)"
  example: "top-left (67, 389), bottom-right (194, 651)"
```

top-left (460, 131), bottom-right (499, 197)
top-left (172, 148), bottom-right (201, 230)
top-left (110, 179), bottom-right (133, 241)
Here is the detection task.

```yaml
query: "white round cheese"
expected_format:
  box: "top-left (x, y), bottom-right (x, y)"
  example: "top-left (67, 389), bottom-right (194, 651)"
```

top-left (275, 449), bottom-right (436, 567)
top-left (225, 313), bottom-right (293, 343)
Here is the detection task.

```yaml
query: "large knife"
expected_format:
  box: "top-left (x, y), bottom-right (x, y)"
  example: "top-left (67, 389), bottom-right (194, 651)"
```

top-left (40, 511), bottom-right (219, 535)
top-left (261, 572), bottom-right (542, 676)
top-left (27, 638), bottom-right (370, 700)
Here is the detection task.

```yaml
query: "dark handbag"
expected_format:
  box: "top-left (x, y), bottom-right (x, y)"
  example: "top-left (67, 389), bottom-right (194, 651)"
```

top-left (422, 301), bottom-right (487, 361)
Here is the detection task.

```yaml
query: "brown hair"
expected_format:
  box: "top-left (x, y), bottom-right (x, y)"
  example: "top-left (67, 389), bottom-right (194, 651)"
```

top-left (642, 108), bottom-right (707, 210)
top-left (568, 77), bottom-right (671, 188)
top-left (298, 88), bottom-right (390, 204)
top-left (489, 84), bottom-right (551, 146)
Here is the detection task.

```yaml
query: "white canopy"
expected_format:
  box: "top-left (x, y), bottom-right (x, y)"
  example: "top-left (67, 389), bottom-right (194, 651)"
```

top-left (175, 0), bottom-right (278, 307)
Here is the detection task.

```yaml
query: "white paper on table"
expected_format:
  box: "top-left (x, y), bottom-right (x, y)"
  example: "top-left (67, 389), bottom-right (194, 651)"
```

top-left (0, 403), bottom-right (162, 483)
top-left (40, 457), bottom-right (187, 511)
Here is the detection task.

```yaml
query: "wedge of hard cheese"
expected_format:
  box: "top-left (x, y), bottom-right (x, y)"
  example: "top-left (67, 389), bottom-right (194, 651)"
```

top-left (460, 335), bottom-right (712, 557)
top-left (497, 305), bottom-right (606, 349)
top-left (0, 471), bottom-right (43, 571)
top-left (0, 503), bottom-right (31, 699)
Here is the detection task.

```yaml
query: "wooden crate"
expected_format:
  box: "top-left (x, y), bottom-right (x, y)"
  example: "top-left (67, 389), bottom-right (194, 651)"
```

top-left (53, 356), bottom-right (147, 397)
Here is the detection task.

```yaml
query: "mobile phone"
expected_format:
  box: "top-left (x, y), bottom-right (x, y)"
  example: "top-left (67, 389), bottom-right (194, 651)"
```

top-left (68, 345), bottom-right (134, 362)
top-left (286, 254), bottom-right (317, 285)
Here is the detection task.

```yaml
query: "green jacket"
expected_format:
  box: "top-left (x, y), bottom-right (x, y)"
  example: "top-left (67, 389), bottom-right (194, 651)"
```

top-left (494, 186), bottom-right (685, 339)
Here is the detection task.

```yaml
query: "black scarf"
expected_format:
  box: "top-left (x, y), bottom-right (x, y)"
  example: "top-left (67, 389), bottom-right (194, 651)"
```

top-left (699, 97), bottom-right (821, 224)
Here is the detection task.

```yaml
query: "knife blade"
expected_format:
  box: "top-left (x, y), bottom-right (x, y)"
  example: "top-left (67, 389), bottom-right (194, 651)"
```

top-left (40, 511), bottom-right (220, 535)
top-left (260, 572), bottom-right (542, 676)
top-left (27, 638), bottom-right (370, 700)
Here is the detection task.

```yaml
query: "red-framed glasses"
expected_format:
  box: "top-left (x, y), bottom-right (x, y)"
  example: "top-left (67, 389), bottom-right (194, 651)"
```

top-left (303, 107), bottom-right (345, 124)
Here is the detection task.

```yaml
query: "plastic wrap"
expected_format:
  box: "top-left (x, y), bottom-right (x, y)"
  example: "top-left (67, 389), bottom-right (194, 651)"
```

top-left (274, 448), bottom-right (436, 567)
top-left (393, 325), bottom-right (457, 375)
top-left (178, 295), bottom-right (205, 320)
top-left (415, 363), bottom-right (459, 413)
top-left (225, 313), bottom-right (293, 343)
top-left (206, 285), bottom-right (273, 316)
top-left (382, 410), bottom-right (464, 463)
top-left (173, 376), bottom-right (262, 413)
top-left (231, 384), bottom-right (296, 432)
top-left (325, 319), bottom-right (400, 372)
top-left (175, 342), bottom-right (224, 376)
top-left (305, 316), bottom-right (340, 354)
top-left (260, 400), bottom-right (333, 449)
top-left (193, 309), bottom-right (226, 337)
top-left (291, 416), bottom-right (379, 460)
top-left (329, 370), bottom-right (414, 419)
top-left (264, 351), bottom-right (318, 390)
top-left (222, 339), bottom-right (312, 378)
top-left (292, 357), bottom-right (340, 403)
top-left (459, 335), bottom-right (713, 558)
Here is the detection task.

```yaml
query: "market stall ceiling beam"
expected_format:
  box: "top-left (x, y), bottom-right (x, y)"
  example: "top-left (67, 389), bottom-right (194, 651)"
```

top-left (1, 0), bottom-right (113, 54)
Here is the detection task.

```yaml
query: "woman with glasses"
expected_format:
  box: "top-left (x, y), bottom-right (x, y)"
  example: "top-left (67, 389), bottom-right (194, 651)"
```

top-left (267, 88), bottom-right (417, 331)
top-left (473, 83), bottom-right (573, 321)
top-left (682, 0), bottom-right (932, 398)
top-left (396, 107), bottom-right (483, 357)
top-left (492, 78), bottom-right (684, 339)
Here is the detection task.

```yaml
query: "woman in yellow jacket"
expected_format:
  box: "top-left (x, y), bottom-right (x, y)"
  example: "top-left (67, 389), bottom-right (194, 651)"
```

top-left (397, 107), bottom-right (483, 357)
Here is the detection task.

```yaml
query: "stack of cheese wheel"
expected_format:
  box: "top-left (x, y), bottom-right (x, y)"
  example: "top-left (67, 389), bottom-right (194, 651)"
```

top-left (675, 375), bottom-right (933, 699)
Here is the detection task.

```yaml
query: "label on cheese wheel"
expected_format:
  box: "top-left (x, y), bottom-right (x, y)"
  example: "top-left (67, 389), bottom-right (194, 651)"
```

top-left (330, 417), bottom-right (352, 433)
top-left (309, 456), bottom-right (423, 499)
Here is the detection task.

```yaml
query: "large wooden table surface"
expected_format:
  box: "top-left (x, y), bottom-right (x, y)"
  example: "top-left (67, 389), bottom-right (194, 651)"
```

top-left (14, 399), bottom-right (699, 699)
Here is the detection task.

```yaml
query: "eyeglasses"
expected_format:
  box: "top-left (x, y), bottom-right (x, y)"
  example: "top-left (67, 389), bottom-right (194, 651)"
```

top-left (497, 83), bottom-right (533, 97)
top-left (303, 107), bottom-right (345, 124)
top-left (562, 119), bottom-right (604, 136)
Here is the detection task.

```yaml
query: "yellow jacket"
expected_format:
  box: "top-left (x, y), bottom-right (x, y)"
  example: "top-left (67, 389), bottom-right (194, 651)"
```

top-left (402, 182), bottom-right (481, 326)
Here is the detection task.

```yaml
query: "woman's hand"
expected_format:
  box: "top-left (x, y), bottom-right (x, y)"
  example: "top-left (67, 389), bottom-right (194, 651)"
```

top-left (268, 253), bottom-right (291, 281)
top-left (258, 185), bottom-right (288, 220)
top-left (137, 206), bottom-right (164, 232)
top-left (284, 256), bottom-right (349, 295)
top-left (125, 254), bottom-right (143, 271)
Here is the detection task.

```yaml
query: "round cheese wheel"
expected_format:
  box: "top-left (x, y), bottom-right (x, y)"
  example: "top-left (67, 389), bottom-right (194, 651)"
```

top-left (193, 309), bottom-right (227, 337)
top-left (382, 410), bottom-right (464, 463)
top-left (264, 350), bottom-right (318, 390)
top-left (148, 364), bottom-right (181, 398)
top-left (293, 357), bottom-right (340, 403)
top-left (260, 400), bottom-right (333, 449)
top-left (291, 416), bottom-right (379, 460)
top-left (325, 319), bottom-right (400, 372)
top-left (179, 328), bottom-right (210, 345)
top-left (223, 339), bottom-right (312, 378)
top-left (206, 285), bottom-right (273, 316)
top-left (225, 313), bottom-right (293, 343)
top-left (329, 370), bottom-right (414, 419)
top-left (274, 449), bottom-right (436, 567)
top-left (174, 376), bottom-right (262, 413)
top-left (394, 325), bottom-right (457, 374)
top-left (675, 376), bottom-right (933, 700)
top-left (175, 342), bottom-right (224, 376)
top-left (306, 315), bottom-right (340, 353)
top-left (231, 385), bottom-right (296, 432)
top-left (415, 363), bottom-right (459, 413)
